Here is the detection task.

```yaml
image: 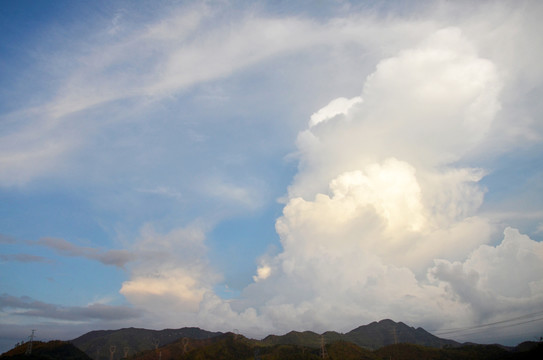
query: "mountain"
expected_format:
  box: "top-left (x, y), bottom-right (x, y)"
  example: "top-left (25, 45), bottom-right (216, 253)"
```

top-left (262, 330), bottom-right (322, 348)
top-left (8, 321), bottom-right (541, 360)
top-left (262, 330), bottom-right (345, 348)
top-left (263, 319), bottom-right (458, 350)
top-left (70, 327), bottom-right (222, 360)
top-left (1, 340), bottom-right (91, 360)
top-left (344, 319), bottom-right (459, 349)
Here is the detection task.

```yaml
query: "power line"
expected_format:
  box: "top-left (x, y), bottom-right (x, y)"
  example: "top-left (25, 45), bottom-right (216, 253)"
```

top-left (434, 311), bottom-right (543, 337)
top-left (441, 316), bottom-right (543, 338)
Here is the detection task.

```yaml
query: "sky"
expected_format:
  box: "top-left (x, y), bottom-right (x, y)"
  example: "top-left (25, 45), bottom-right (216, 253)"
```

top-left (1, 0), bottom-right (543, 353)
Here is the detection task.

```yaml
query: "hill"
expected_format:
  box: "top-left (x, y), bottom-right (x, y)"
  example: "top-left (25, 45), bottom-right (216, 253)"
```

top-left (70, 327), bottom-right (222, 360)
top-left (1, 340), bottom-right (91, 360)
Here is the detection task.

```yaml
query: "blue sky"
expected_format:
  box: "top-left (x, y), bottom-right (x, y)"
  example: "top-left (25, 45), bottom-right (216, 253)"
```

top-left (1, 0), bottom-right (543, 352)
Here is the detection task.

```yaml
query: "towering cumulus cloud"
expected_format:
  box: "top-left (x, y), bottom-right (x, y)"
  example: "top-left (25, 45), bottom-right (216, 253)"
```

top-left (199, 27), bottom-right (543, 341)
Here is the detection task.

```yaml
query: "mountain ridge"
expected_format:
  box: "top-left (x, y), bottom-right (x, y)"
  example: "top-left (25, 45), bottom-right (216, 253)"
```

top-left (262, 319), bottom-right (458, 350)
top-left (70, 319), bottom-right (458, 359)
top-left (71, 327), bottom-right (222, 360)
top-left (3, 320), bottom-right (541, 360)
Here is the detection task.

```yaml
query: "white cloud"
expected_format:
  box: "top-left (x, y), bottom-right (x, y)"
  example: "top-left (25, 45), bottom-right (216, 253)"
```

top-left (290, 26), bottom-right (501, 200)
top-left (429, 227), bottom-right (543, 321)
top-left (121, 269), bottom-right (207, 313)
top-left (309, 96), bottom-right (362, 128)
top-left (202, 178), bottom-right (264, 210)
top-left (185, 13), bottom-right (543, 341)
top-left (0, 114), bottom-right (78, 186)
top-left (106, 4), bottom-right (543, 343)
top-left (119, 224), bottom-right (220, 322)
top-left (253, 265), bottom-right (271, 282)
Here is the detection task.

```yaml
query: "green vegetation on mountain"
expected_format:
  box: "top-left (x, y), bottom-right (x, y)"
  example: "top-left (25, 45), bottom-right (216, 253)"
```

top-left (70, 327), bottom-right (221, 360)
top-left (133, 334), bottom-right (323, 360)
top-left (126, 332), bottom-right (543, 360)
top-left (325, 340), bottom-right (377, 360)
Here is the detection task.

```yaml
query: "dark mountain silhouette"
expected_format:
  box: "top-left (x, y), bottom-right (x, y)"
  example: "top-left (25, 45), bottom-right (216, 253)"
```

top-left (262, 330), bottom-right (324, 348)
top-left (70, 327), bottom-right (222, 360)
top-left (263, 319), bottom-right (458, 350)
top-left (344, 319), bottom-right (459, 349)
top-left (62, 319), bottom-right (543, 360)
top-left (1, 340), bottom-right (91, 360)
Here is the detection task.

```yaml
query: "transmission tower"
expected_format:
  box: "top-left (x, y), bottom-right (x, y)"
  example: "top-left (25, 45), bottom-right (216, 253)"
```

top-left (392, 326), bottom-right (399, 360)
top-left (320, 335), bottom-right (328, 359)
top-left (109, 345), bottom-right (116, 360)
top-left (25, 330), bottom-right (35, 355)
top-left (152, 338), bottom-right (159, 350)
top-left (182, 338), bottom-right (189, 354)
top-left (123, 346), bottom-right (129, 358)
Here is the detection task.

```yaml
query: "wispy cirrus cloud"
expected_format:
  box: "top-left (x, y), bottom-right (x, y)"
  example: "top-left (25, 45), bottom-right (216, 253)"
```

top-left (0, 293), bottom-right (142, 323)
top-left (37, 237), bottom-right (135, 268)
top-left (0, 3), bottom-right (433, 188)
top-left (0, 234), bottom-right (16, 244)
top-left (0, 254), bottom-right (52, 264)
